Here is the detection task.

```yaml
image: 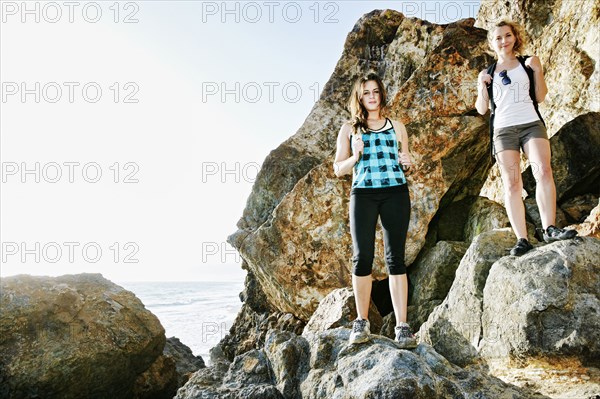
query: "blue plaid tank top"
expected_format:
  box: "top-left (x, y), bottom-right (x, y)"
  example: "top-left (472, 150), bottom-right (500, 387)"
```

top-left (351, 118), bottom-right (407, 189)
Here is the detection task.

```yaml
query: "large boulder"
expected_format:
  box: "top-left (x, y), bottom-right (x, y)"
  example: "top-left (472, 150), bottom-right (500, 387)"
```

top-left (228, 11), bottom-right (496, 321)
top-left (419, 235), bottom-right (600, 398)
top-left (522, 112), bottom-right (600, 202)
top-left (419, 229), bottom-right (518, 367)
top-left (408, 240), bottom-right (469, 330)
top-left (480, 238), bottom-right (600, 366)
top-left (0, 274), bottom-right (165, 399)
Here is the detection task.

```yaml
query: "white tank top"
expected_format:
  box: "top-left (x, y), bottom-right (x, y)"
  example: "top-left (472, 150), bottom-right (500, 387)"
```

top-left (492, 64), bottom-right (540, 129)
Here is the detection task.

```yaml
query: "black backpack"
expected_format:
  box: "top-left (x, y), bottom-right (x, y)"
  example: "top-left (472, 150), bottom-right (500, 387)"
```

top-left (485, 55), bottom-right (546, 160)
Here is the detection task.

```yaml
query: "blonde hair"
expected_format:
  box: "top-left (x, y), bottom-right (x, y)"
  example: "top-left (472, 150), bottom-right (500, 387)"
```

top-left (488, 20), bottom-right (527, 55)
top-left (346, 72), bottom-right (388, 135)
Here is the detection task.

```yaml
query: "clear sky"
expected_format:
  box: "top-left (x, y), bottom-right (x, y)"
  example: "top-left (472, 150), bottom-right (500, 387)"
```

top-left (1, 1), bottom-right (480, 282)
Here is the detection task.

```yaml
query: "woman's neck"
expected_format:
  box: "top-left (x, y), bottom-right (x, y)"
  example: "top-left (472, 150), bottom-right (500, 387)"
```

top-left (367, 111), bottom-right (382, 120)
top-left (498, 53), bottom-right (517, 64)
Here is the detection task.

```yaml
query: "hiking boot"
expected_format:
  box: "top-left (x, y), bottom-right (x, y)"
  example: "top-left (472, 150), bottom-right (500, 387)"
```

top-left (510, 238), bottom-right (533, 256)
top-left (543, 225), bottom-right (577, 243)
top-left (394, 322), bottom-right (417, 349)
top-left (349, 318), bottom-right (370, 344)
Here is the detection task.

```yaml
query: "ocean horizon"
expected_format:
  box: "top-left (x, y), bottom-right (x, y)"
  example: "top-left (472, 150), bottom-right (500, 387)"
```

top-left (119, 280), bottom-right (244, 363)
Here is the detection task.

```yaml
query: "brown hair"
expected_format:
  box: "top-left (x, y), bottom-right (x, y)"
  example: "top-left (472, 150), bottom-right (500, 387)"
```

top-left (488, 20), bottom-right (527, 55)
top-left (346, 72), bottom-right (388, 135)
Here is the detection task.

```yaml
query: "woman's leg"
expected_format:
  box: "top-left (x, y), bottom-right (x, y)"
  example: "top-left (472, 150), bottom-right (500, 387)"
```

top-left (352, 275), bottom-right (373, 320)
top-left (349, 193), bottom-right (379, 320)
top-left (496, 149), bottom-right (528, 239)
top-left (523, 138), bottom-right (555, 229)
top-left (379, 188), bottom-right (410, 326)
top-left (389, 274), bottom-right (408, 323)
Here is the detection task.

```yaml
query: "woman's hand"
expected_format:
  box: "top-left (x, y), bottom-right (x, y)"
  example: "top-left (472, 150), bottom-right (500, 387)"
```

top-left (478, 69), bottom-right (492, 87)
top-left (399, 152), bottom-right (412, 172)
top-left (352, 134), bottom-right (364, 162)
top-left (524, 55), bottom-right (542, 72)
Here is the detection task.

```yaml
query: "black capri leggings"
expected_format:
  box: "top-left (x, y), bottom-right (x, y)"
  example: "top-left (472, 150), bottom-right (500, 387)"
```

top-left (349, 184), bottom-right (410, 276)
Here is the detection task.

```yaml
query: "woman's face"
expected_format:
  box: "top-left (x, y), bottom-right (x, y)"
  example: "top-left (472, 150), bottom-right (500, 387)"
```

top-left (491, 25), bottom-right (516, 56)
top-left (360, 80), bottom-right (381, 112)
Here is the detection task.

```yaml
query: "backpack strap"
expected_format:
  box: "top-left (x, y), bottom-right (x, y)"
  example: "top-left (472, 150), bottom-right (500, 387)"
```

top-left (516, 55), bottom-right (546, 128)
top-left (486, 61), bottom-right (497, 161)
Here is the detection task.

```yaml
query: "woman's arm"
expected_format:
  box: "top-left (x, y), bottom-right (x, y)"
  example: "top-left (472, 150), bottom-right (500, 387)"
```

top-left (391, 119), bottom-right (412, 170)
top-left (475, 69), bottom-right (492, 115)
top-left (525, 55), bottom-right (548, 103)
top-left (333, 123), bottom-right (359, 177)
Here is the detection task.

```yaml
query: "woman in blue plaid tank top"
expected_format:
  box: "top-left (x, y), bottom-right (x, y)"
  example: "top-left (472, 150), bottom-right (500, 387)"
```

top-left (333, 72), bottom-right (417, 349)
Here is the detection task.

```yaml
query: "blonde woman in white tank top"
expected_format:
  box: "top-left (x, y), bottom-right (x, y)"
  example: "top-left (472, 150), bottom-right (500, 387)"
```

top-left (475, 20), bottom-right (576, 256)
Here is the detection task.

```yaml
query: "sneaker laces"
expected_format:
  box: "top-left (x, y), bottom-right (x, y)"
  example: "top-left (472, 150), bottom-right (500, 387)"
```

top-left (395, 325), bottom-right (413, 338)
top-left (515, 238), bottom-right (529, 248)
top-left (353, 319), bottom-right (368, 333)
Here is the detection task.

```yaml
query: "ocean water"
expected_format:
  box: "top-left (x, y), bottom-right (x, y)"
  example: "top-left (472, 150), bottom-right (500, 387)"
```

top-left (119, 281), bottom-right (244, 363)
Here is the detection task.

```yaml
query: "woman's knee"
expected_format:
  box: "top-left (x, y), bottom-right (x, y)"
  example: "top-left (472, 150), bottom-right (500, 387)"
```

top-left (386, 255), bottom-right (407, 275)
top-left (532, 162), bottom-right (553, 184)
top-left (352, 255), bottom-right (374, 276)
top-left (503, 178), bottom-right (523, 197)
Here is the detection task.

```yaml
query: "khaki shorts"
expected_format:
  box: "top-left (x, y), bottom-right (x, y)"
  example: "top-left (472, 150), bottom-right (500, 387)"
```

top-left (493, 120), bottom-right (548, 155)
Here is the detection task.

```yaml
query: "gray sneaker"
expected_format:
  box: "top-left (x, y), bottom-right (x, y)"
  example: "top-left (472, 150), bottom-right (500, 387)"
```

top-left (395, 323), bottom-right (417, 349)
top-left (349, 318), bottom-right (370, 344)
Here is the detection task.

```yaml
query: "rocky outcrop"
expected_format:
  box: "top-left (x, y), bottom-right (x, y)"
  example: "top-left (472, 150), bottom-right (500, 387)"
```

top-left (134, 337), bottom-right (205, 398)
top-left (0, 274), bottom-right (165, 399)
top-left (419, 229), bottom-right (519, 367)
top-left (419, 235), bottom-right (600, 397)
top-left (165, 337), bottom-right (205, 387)
top-left (217, 271), bottom-right (305, 362)
top-left (228, 10), bottom-right (496, 321)
top-left (480, 238), bottom-right (600, 364)
top-left (176, 327), bottom-right (548, 399)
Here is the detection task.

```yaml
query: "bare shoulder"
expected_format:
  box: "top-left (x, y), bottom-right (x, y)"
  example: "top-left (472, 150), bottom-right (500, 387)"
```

top-left (339, 122), bottom-right (353, 138)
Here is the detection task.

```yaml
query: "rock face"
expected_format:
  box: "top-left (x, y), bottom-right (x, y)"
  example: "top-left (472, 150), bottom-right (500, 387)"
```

top-left (0, 274), bottom-right (165, 399)
top-left (419, 236), bottom-right (600, 397)
top-left (228, 10), bottom-right (495, 321)
top-left (218, 271), bottom-right (305, 362)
